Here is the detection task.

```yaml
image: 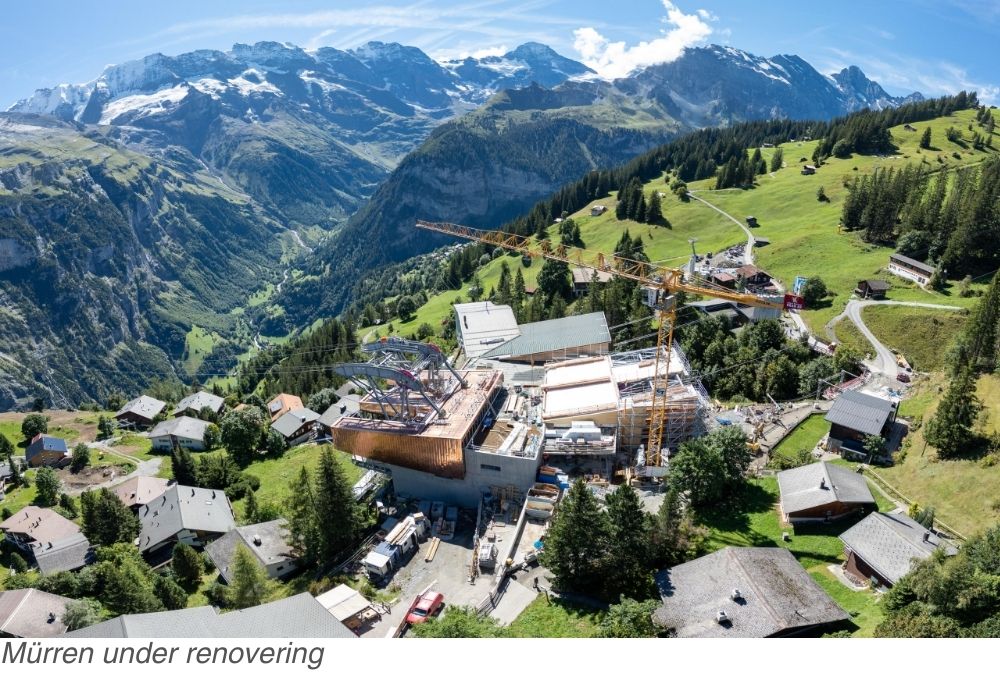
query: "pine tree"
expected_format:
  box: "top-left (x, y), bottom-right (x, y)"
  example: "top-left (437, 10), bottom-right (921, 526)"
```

top-left (769, 147), bottom-right (784, 172)
top-left (229, 544), bottom-right (271, 609)
top-left (496, 261), bottom-right (512, 305)
top-left (925, 366), bottom-right (982, 458)
top-left (244, 489), bottom-right (260, 525)
top-left (80, 488), bottom-right (141, 547)
top-left (605, 484), bottom-right (653, 600)
top-left (634, 189), bottom-right (647, 222)
top-left (171, 446), bottom-right (198, 485)
top-left (171, 542), bottom-right (204, 588)
top-left (286, 466), bottom-right (321, 566)
top-left (314, 447), bottom-right (362, 562)
top-left (0, 434), bottom-right (13, 459)
top-left (646, 191), bottom-right (663, 225)
top-left (542, 479), bottom-right (610, 593)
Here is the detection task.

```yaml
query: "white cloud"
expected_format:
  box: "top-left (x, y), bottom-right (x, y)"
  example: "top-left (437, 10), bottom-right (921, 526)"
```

top-left (571, 1), bottom-right (713, 80)
top-left (470, 45), bottom-right (510, 59)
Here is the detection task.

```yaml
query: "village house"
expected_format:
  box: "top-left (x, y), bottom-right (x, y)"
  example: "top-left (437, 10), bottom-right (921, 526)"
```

top-left (136, 484), bottom-right (236, 561)
top-left (114, 395), bottom-right (166, 429)
top-left (112, 476), bottom-right (172, 512)
top-left (839, 512), bottom-right (958, 589)
top-left (570, 266), bottom-right (613, 297)
top-left (0, 589), bottom-right (75, 638)
top-left (172, 391), bottom-right (225, 418)
top-left (266, 393), bottom-right (304, 422)
top-left (149, 415), bottom-right (213, 452)
top-left (653, 547), bottom-right (849, 637)
top-left (801, 164), bottom-right (817, 175)
top-left (777, 461), bottom-right (877, 524)
top-left (271, 407), bottom-right (320, 446)
top-left (855, 279), bottom-right (890, 300)
top-left (206, 519), bottom-right (298, 583)
top-left (734, 264), bottom-right (773, 289)
top-left (25, 434), bottom-right (68, 467)
top-left (64, 593), bottom-right (356, 638)
top-left (824, 390), bottom-right (897, 458)
top-left (590, 204), bottom-right (607, 216)
top-left (317, 395), bottom-right (362, 438)
top-left (888, 253), bottom-right (936, 286)
top-left (0, 506), bottom-right (92, 575)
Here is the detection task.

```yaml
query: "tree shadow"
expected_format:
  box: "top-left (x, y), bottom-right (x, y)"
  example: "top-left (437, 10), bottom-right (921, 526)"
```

top-left (694, 482), bottom-right (777, 544)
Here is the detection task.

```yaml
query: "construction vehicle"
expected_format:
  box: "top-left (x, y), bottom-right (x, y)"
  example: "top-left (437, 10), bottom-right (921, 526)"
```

top-left (415, 220), bottom-right (791, 466)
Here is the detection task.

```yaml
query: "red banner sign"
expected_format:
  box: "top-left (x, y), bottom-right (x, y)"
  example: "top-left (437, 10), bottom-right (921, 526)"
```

top-left (783, 293), bottom-right (805, 310)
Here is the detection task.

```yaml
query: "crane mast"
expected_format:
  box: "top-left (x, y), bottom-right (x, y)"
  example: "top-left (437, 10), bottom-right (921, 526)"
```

top-left (415, 219), bottom-right (788, 466)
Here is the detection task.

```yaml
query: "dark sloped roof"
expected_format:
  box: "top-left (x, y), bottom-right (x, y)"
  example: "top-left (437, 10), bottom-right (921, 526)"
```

top-left (889, 253), bottom-right (936, 275)
top-left (205, 519), bottom-right (297, 584)
top-left (825, 389), bottom-right (895, 436)
top-left (860, 279), bottom-right (890, 291)
top-left (653, 547), bottom-right (849, 637)
top-left (271, 408), bottom-right (320, 438)
top-left (33, 533), bottom-right (93, 575)
top-left (0, 589), bottom-right (73, 638)
top-left (777, 461), bottom-right (875, 515)
top-left (840, 512), bottom-right (958, 584)
top-left (64, 594), bottom-right (356, 638)
top-left (137, 484), bottom-right (236, 552)
top-left (481, 312), bottom-right (610, 359)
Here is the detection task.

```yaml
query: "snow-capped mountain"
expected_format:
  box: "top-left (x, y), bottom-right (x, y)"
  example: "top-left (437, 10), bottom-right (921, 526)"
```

top-left (441, 42), bottom-right (595, 94)
top-left (616, 45), bottom-right (922, 127)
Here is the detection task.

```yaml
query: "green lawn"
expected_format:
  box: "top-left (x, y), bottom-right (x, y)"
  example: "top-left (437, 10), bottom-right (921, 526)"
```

top-left (183, 325), bottom-right (225, 376)
top-left (113, 433), bottom-right (156, 461)
top-left (859, 305), bottom-right (968, 372)
top-left (503, 595), bottom-right (605, 637)
top-left (232, 444), bottom-right (364, 519)
top-left (696, 477), bottom-right (884, 636)
top-left (770, 414), bottom-right (828, 463)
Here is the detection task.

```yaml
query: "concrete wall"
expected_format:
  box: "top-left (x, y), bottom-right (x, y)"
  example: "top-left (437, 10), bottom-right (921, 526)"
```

top-left (384, 446), bottom-right (543, 507)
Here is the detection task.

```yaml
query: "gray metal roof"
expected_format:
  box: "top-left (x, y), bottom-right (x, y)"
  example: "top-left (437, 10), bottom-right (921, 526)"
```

top-left (150, 416), bottom-right (212, 442)
top-left (653, 547), bottom-right (849, 637)
top-left (825, 389), bottom-right (895, 436)
top-left (0, 589), bottom-right (73, 638)
top-left (481, 312), bottom-right (610, 360)
top-left (318, 395), bottom-right (361, 428)
top-left (137, 484), bottom-right (236, 552)
top-left (777, 461), bottom-right (876, 515)
top-left (840, 512), bottom-right (958, 585)
top-left (889, 252), bottom-right (936, 275)
top-left (174, 391), bottom-right (225, 416)
top-left (205, 519), bottom-right (297, 584)
top-left (271, 407), bottom-right (320, 438)
top-left (65, 594), bottom-right (356, 638)
top-left (66, 606), bottom-right (220, 638)
top-left (34, 533), bottom-right (93, 575)
top-left (115, 395), bottom-right (166, 421)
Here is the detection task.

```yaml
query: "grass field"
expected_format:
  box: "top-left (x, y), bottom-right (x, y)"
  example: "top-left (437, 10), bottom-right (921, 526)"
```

top-left (770, 414), bottom-right (829, 463)
top-left (859, 305), bottom-right (968, 372)
top-left (680, 108), bottom-right (995, 334)
top-left (183, 325), bottom-right (225, 376)
top-left (697, 477), bottom-right (884, 636)
top-left (232, 443), bottom-right (364, 519)
top-left (502, 595), bottom-right (605, 637)
top-left (872, 373), bottom-right (1000, 537)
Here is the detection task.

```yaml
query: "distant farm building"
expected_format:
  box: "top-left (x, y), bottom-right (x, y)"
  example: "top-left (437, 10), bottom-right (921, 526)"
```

top-left (590, 204), bottom-right (608, 216)
top-left (150, 416), bottom-right (213, 452)
top-left (801, 165), bottom-right (817, 175)
top-left (855, 279), bottom-right (890, 300)
top-left (745, 216), bottom-right (758, 227)
top-left (173, 391), bottom-right (225, 418)
top-left (888, 253), bottom-right (935, 286)
top-left (571, 267), bottom-right (613, 297)
top-left (25, 435), bottom-right (68, 467)
top-left (114, 395), bottom-right (166, 429)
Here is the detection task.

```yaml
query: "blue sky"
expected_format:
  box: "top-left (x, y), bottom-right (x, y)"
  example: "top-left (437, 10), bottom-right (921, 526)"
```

top-left (2, 0), bottom-right (997, 106)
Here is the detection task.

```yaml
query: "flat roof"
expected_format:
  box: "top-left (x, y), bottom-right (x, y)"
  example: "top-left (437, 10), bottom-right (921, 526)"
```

top-left (454, 301), bottom-right (520, 358)
top-left (481, 312), bottom-right (610, 360)
top-left (332, 369), bottom-right (502, 442)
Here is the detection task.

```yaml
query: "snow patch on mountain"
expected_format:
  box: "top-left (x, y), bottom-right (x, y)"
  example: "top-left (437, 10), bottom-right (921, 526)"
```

top-left (98, 84), bottom-right (191, 125)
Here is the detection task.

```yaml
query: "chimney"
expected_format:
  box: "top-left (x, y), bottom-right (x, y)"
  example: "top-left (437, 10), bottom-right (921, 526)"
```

top-left (923, 532), bottom-right (931, 543)
top-left (253, 535), bottom-right (262, 546)
top-left (819, 477), bottom-right (826, 489)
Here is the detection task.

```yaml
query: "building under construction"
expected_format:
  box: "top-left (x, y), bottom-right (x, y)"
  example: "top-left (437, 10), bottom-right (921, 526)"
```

top-left (330, 338), bottom-right (543, 506)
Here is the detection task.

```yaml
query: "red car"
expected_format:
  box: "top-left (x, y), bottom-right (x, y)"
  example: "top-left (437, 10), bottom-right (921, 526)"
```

top-left (405, 590), bottom-right (444, 625)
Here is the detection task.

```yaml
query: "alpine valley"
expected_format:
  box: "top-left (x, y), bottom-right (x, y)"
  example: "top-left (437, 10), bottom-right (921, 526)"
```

top-left (0, 40), bottom-right (919, 408)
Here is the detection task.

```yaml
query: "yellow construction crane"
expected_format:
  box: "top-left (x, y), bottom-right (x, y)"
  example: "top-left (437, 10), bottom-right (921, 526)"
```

top-left (415, 219), bottom-right (793, 466)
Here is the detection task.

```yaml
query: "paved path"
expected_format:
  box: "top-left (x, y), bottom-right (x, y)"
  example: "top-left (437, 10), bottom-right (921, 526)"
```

top-left (827, 299), bottom-right (963, 383)
top-left (687, 192), bottom-right (755, 265)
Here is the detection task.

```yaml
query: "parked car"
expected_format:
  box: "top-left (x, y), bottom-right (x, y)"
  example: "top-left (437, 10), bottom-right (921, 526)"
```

top-left (896, 371), bottom-right (911, 383)
top-left (405, 590), bottom-right (444, 625)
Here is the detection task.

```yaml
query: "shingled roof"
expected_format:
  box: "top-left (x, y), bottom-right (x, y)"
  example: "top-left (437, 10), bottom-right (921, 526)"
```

top-left (825, 389), bottom-right (895, 437)
top-left (777, 461), bottom-right (875, 516)
top-left (653, 547), bottom-right (849, 637)
top-left (0, 589), bottom-right (73, 638)
top-left (115, 395), bottom-right (166, 422)
top-left (840, 512), bottom-right (958, 585)
top-left (205, 519), bottom-right (297, 584)
top-left (137, 484), bottom-right (236, 552)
